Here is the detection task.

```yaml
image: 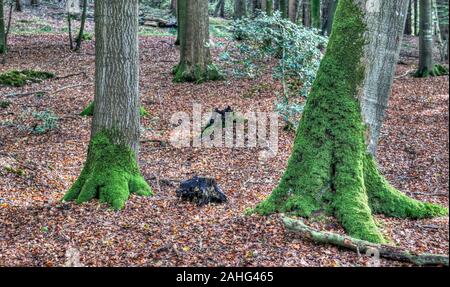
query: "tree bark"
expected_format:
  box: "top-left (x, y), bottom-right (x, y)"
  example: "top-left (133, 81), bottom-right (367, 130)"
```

top-left (75, 0), bottom-right (88, 51)
top-left (311, 0), bottom-right (320, 28)
top-left (283, 216), bottom-right (449, 266)
top-left (214, 0), bottom-right (225, 17)
top-left (253, 0), bottom-right (447, 243)
top-left (405, 0), bottom-right (412, 35)
top-left (15, 0), bottom-right (22, 12)
top-left (174, 0), bottom-right (221, 83)
top-left (416, 0), bottom-right (436, 76)
top-left (322, 0), bottom-right (338, 36)
top-left (63, 0), bottom-right (152, 210)
top-left (279, 0), bottom-right (288, 18)
top-left (288, 0), bottom-right (296, 22)
top-left (234, 0), bottom-right (247, 19)
top-left (266, 0), bottom-right (273, 15)
top-left (0, 0), bottom-right (5, 55)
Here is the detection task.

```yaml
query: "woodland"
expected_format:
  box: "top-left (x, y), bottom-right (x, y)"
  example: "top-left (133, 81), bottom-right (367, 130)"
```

top-left (0, 0), bottom-right (449, 267)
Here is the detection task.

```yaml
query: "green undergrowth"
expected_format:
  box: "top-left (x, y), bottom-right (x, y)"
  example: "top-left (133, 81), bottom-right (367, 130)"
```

top-left (0, 70), bottom-right (55, 87)
top-left (250, 0), bottom-right (448, 244)
top-left (80, 102), bottom-right (150, 117)
top-left (63, 131), bottom-right (153, 210)
top-left (414, 64), bottom-right (449, 78)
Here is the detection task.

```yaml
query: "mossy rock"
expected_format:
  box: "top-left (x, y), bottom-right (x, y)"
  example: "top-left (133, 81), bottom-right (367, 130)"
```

top-left (0, 70), bottom-right (55, 87)
top-left (80, 102), bottom-right (150, 117)
top-left (173, 63), bottom-right (224, 84)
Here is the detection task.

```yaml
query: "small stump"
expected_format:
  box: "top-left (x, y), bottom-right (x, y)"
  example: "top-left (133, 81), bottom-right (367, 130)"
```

top-left (176, 176), bottom-right (227, 206)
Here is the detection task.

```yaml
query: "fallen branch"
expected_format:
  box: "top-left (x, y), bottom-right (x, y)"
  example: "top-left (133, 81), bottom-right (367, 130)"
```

top-left (282, 216), bottom-right (449, 266)
top-left (5, 83), bottom-right (93, 98)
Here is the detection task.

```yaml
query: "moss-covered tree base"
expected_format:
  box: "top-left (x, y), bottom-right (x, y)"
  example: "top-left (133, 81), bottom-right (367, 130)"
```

top-left (0, 70), bottom-right (55, 87)
top-left (251, 0), bottom-right (448, 244)
top-left (63, 131), bottom-right (153, 210)
top-left (414, 64), bottom-right (449, 78)
top-left (172, 62), bottom-right (223, 83)
top-left (80, 102), bottom-right (149, 117)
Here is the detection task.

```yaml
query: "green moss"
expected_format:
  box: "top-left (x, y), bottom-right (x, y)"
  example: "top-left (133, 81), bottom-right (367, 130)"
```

top-left (251, 0), bottom-right (447, 244)
top-left (0, 70), bottom-right (54, 87)
top-left (364, 154), bottom-right (448, 218)
top-left (173, 63), bottom-right (224, 84)
top-left (80, 102), bottom-right (150, 117)
top-left (0, 101), bottom-right (11, 109)
top-left (63, 131), bottom-right (153, 210)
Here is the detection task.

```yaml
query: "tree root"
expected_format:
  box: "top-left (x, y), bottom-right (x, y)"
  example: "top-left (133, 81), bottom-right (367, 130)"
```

top-left (282, 216), bottom-right (449, 266)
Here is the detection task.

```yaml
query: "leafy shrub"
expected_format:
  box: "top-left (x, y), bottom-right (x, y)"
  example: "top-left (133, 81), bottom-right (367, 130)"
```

top-left (31, 110), bottom-right (59, 134)
top-left (221, 12), bottom-right (327, 126)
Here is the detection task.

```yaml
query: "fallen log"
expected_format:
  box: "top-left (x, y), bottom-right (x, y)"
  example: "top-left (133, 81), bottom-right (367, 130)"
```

top-left (282, 216), bottom-right (449, 266)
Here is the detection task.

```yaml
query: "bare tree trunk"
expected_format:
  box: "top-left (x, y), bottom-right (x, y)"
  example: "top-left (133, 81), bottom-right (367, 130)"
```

top-left (302, 0), bottom-right (311, 26)
top-left (15, 0), bottom-right (22, 12)
top-left (361, 1), bottom-right (411, 156)
top-left (288, 0), bottom-right (296, 22)
top-left (63, 0), bottom-right (152, 210)
top-left (75, 0), bottom-right (88, 51)
top-left (279, 0), bottom-right (288, 18)
top-left (174, 0), bottom-right (221, 82)
top-left (234, 0), bottom-right (247, 19)
top-left (405, 0), bottom-right (412, 35)
top-left (214, 0), bottom-right (225, 17)
top-left (416, 0), bottom-right (438, 77)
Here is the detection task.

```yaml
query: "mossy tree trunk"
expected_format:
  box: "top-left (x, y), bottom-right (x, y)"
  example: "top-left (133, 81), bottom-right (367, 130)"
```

top-left (311, 0), bottom-right (320, 28)
top-left (0, 0), bottom-right (6, 55)
top-left (253, 0), bottom-right (448, 243)
top-left (234, 0), bottom-right (247, 19)
top-left (279, 0), bottom-right (288, 18)
top-left (173, 0), bottom-right (221, 83)
top-left (322, 0), bottom-right (338, 36)
top-left (63, 0), bottom-right (152, 210)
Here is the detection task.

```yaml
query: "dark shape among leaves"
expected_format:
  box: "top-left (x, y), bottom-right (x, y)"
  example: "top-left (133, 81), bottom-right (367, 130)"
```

top-left (176, 176), bottom-right (227, 206)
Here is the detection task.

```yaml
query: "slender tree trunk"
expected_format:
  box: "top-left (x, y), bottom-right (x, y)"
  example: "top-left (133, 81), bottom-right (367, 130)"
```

top-left (253, 0), bottom-right (447, 243)
top-left (63, 0), bottom-right (152, 210)
top-left (416, 0), bottom-right (438, 77)
top-left (15, 0), bottom-right (22, 12)
top-left (302, 0), bottom-right (311, 26)
top-left (0, 0), bottom-right (5, 55)
top-left (405, 0), bottom-right (412, 35)
top-left (214, 0), bottom-right (225, 17)
top-left (175, 0), bottom-right (183, 45)
top-left (311, 0), bottom-right (320, 28)
top-left (75, 0), bottom-right (88, 51)
top-left (322, 0), bottom-right (337, 35)
top-left (67, 14), bottom-right (74, 50)
top-left (414, 0), bottom-right (419, 35)
top-left (266, 0), bottom-right (273, 15)
top-left (174, 0), bottom-right (221, 82)
top-left (288, 0), bottom-right (296, 22)
top-left (234, 0), bottom-right (247, 19)
top-left (279, 0), bottom-right (288, 18)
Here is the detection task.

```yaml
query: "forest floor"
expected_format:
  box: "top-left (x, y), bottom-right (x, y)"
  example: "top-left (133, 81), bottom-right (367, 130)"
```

top-left (0, 9), bottom-right (449, 267)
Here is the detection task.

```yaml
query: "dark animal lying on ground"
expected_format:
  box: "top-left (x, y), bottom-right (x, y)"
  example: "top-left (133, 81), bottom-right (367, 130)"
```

top-left (176, 176), bottom-right (227, 206)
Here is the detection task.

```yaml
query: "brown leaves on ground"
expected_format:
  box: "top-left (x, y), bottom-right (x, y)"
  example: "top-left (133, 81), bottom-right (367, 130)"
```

top-left (0, 33), bottom-right (448, 267)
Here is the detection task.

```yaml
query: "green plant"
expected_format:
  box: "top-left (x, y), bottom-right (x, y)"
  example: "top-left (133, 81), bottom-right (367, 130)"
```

top-left (0, 101), bottom-right (11, 109)
top-left (222, 12), bottom-right (327, 127)
top-left (31, 110), bottom-right (59, 134)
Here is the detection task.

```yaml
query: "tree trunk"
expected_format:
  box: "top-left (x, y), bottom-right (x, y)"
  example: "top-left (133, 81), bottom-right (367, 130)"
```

top-left (405, 0), bottom-right (412, 35)
top-left (214, 0), bottom-right (225, 17)
top-left (253, 0), bottom-right (448, 243)
top-left (311, 0), bottom-right (320, 28)
top-left (279, 0), bottom-right (288, 18)
top-left (234, 0), bottom-right (247, 19)
top-left (173, 0), bottom-right (221, 83)
top-left (63, 0), bottom-right (152, 210)
top-left (302, 0), bottom-right (311, 26)
top-left (0, 0), bottom-right (5, 55)
top-left (266, 0), bottom-right (273, 15)
top-left (75, 0), bottom-right (88, 51)
top-left (288, 0), bottom-right (296, 22)
top-left (414, 0), bottom-right (418, 35)
top-left (416, 0), bottom-right (439, 77)
top-left (15, 0), bottom-right (22, 12)
top-left (322, 0), bottom-right (338, 36)
top-left (175, 0), bottom-right (182, 45)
